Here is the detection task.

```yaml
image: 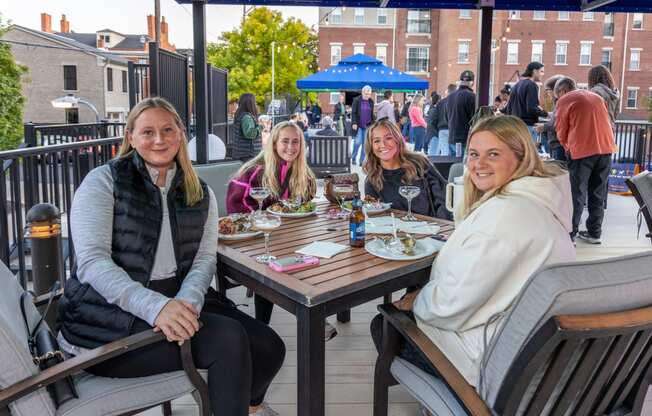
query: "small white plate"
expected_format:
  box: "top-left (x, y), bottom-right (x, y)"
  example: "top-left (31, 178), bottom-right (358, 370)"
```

top-left (266, 208), bottom-right (317, 218)
top-left (219, 231), bottom-right (263, 241)
top-left (365, 237), bottom-right (443, 261)
top-left (342, 202), bottom-right (392, 214)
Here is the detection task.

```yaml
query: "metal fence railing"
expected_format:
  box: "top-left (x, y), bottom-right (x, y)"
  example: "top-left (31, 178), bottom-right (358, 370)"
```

top-left (613, 121), bottom-right (652, 168)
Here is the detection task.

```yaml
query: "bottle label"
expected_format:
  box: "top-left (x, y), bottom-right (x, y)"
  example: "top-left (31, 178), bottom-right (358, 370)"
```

top-left (350, 222), bottom-right (365, 241)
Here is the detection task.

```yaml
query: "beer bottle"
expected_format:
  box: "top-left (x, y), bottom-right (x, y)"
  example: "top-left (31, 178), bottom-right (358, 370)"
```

top-left (349, 193), bottom-right (365, 248)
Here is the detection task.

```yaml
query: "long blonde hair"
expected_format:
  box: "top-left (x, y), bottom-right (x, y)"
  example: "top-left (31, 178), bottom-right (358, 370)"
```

top-left (363, 118), bottom-right (431, 192)
top-left (462, 115), bottom-right (566, 218)
top-left (234, 121), bottom-right (316, 200)
top-left (119, 97), bottom-right (204, 206)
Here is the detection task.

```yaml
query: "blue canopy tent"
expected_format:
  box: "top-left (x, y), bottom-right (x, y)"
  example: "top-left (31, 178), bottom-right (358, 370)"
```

top-left (296, 54), bottom-right (429, 92)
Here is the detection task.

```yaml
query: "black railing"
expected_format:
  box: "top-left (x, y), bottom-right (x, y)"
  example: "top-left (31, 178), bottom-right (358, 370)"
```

top-left (26, 121), bottom-right (125, 147)
top-left (1, 137), bottom-right (122, 287)
top-left (613, 121), bottom-right (652, 168)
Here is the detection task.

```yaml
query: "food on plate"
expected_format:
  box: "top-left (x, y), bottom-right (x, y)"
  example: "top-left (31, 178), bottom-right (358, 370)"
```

top-left (218, 214), bottom-right (254, 235)
top-left (268, 200), bottom-right (316, 214)
top-left (363, 195), bottom-right (379, 204)
top-left (342, 195), bottom-right (390, 211)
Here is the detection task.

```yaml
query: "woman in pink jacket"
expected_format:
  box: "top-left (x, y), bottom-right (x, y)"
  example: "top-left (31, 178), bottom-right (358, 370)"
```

top-left (409, 94), bottom-right (428, 153)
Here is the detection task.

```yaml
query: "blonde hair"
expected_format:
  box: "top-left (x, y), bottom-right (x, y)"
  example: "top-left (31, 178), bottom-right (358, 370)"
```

top-left (235, 121), bottom-right (317, 200)
top-left (462, 115), bottom-right (566, 218)
top-left (119, 97), bottom-right (204, 206)
top-left (363, 118), bottom-right (431, 192)
top-left (410, 94), bottom-right (424, 109)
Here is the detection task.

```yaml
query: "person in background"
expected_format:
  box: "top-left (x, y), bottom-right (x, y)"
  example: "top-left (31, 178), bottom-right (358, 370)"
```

top-left (426, 92), bottom-right (441, 156)
top-left (447, 71), bottom-right (476, 157)
top-left (333, 92), bottom-right (347, 136)
top-left (58, 97), bottom-right (285, 416)
top-left (376, 90), bottom-right (397, 124)
top-left (434, 84), bottom-right (455, 156)
top-left (310, 101), bottom-right (322, 127)
top-left (400, 98), bottom-right (412, 140)
top-left (408, 94), bottom-right (428, 153)
top-left (393, 101), bottom-right (401, 126)
top-left (498, 85), bottom-right (511, 113)
top-left (534, 75), bottom-right (565, 161)
top-left (258, 115), bottom-right (272, 147)
top-left (232, 93), bottom-right (262, 162)
top-left (363, 118), bottom-right (449, 219)
top-left (315, 116), bottom-right (339, 136)
top-left (555, 76), bottom-right (616, 245)
top-left (505, 62), bottom-right (549, 148)
top-left (588, 65), bottom-right (620, 128)
top-left (351, 85), bottom-right (375, 165)
top-left (493, 96), bottom-right (503, 113)
top-left (370, 116), bottom-right (574, 398)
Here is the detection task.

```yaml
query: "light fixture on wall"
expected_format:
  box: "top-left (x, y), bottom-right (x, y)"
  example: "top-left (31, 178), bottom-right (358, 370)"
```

top-left (51, 94), bottom-right (100, 122)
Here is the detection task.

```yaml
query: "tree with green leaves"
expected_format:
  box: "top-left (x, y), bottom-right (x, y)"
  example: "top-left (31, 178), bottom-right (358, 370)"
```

top-left (0, 14), bottom-right (27, 150)
top-left (207, 7), bottom-right (317, 110)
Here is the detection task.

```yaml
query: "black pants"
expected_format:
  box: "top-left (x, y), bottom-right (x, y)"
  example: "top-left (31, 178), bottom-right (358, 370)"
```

top-left (568, 154), bottom-right (612, 237)
top-left (87, 280), bottom-right (286, 416)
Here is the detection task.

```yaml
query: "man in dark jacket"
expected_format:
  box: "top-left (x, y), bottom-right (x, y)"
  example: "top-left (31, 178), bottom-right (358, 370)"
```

top-left (351, 85), bottom-right (375, 165)
top-left (505, 62), bottom-right (549, 148)
top-left (433, 84), bottom-right (456, 156)
top-left (426, 92), bottom-right (440, 155)
top-left (446, 71), bottom-right (476, 157)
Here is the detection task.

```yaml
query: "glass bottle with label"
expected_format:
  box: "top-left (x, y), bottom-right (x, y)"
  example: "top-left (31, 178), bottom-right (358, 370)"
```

top-left (349, 193), bottom-right (365, 248)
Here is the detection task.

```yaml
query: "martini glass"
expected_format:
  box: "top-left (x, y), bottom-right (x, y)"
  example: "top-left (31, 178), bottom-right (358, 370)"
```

top-left (253, 214), bottom-right (282, 263)
top-left (398, 185), bottom-right (421, 221)
top-left (250, 187), bottom-right (271, 218)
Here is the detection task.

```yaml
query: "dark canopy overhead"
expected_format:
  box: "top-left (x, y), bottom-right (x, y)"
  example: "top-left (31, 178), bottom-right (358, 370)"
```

top-left (176, 0), bottom-right (652, 12)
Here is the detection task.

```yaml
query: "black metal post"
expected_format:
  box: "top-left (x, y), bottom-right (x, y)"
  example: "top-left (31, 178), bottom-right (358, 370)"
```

top-left (128, 61), bottom-right (137, 109)
top-left (149, 41), bottom-right (160, 96)
top-left (476, 4), bottom-right (494, 108)
top-left (25, 204), bottom-right (65, 296)
top-left (193, 0), bottom-right (208, 164)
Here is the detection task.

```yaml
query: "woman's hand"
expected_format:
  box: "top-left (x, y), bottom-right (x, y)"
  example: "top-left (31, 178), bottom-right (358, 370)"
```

top-left (393, 289), bottom-right (420, 311)
top-left (154, 299), bottom-right (200, 345)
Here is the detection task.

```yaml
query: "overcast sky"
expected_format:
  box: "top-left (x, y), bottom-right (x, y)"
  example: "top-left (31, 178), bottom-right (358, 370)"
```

top-left (2, 0), bottom-right (319, 48)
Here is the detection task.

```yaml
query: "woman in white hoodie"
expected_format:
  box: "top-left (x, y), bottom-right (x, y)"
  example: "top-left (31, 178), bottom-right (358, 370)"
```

top-left (370, 115), bottom-right (575, 388)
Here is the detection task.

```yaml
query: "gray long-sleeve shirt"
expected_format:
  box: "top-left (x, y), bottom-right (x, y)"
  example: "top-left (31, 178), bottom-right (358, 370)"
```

top-left (60, 163), bottom-right (217, 354)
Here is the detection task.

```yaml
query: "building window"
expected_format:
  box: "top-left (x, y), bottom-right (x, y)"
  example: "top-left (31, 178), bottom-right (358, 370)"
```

top-left (65, 108), bottom-right (79, 124)
top-left (354, 8), bottom-right (365, 25)
top-left (330, 45), bottom-right (341, 65)
top-left (555, 42), bottom-right (568, 65)
top-left (583, 12), bottom-right (594, 21)
top-left (353, 44), bottom-right (365, 55)
top-left (329, 8), bottom-right (342, 24)
top-left (107, 67), bottom-right (113, 92)
top-left (601, 49), bottom-right (612, 70)
top-left (633, 13), bottom-right (644, 29)
top-left (531, 41), bottom-right (544, 63)
top-left (329, 92), bottom-right (340, 105)
top-left (459, 9), bottom-right (471, 19)
top-left (580, 42), bottom-right (592, 65)
top-left (122, 70), bottom-right (128, 93)
top-left (533, 11), bottom-right (546, 20)
top-left (627, 88), bottom-right (638, 109)
top-left (377, 9), bottom-right (388, 25)
top-left (376, 45), bottom-right (387, 63)
top-left (63, 65), bottom-right (77, 91)
top-left (506, 41), bottom-right (519, 64)
top-left (406, 46), bottom-right (429, 72)
top-left (458, 40), bottom-right (470, 63)
top-left (407, 9), bottom-right (430, 33)
top-left (509, 10), bottom-right (521, 20)
top-left (603, 13), bottom-right (614, 36)
top-left (629, 49), bottom-right (641, 70)
top-left (558, 11), bottom-right (570, 21)
top-left (491, 39), bottom-right (497, 64)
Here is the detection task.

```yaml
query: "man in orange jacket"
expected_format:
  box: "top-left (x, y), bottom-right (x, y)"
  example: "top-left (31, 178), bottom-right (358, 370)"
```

top-left (555, 77), bottom-right (616, 244)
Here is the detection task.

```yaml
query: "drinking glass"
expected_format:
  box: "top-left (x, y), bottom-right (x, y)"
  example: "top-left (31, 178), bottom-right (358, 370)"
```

top-left (253, 213), bottom-right (282, 263)
top-left (398, 185), bottom-right (421, 221)
top-left (333, 184), bottom-right (354, 213)
top-left (250, 187), bottom-right (271, 218)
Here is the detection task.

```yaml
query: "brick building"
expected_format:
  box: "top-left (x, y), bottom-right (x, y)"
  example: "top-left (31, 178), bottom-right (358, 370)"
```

top-left (317, 8), bottom-right (651, 120)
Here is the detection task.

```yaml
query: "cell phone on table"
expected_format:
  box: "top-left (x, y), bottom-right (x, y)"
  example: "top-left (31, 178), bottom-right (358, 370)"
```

top-left (430, 233), bottom-right (450, 242)
top-left (268, 255), bottom-right (320, 272)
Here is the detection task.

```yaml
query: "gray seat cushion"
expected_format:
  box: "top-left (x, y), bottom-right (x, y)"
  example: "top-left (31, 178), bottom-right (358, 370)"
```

top-left (194, 160), bottom-right (244, 216)
top-left (391, 358), bottom-right (468, 416)
top-left (57, 370), bottom-right (207, 416)
top-left (481, 251), bottom-right (652, 408)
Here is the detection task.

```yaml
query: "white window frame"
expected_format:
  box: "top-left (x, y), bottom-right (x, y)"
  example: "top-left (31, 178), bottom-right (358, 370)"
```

top-left (329, 8), bottom-right (342, 24)
top-left (601, 48), bottom-right (613, 68)
top-left (583, 12), bottom-right (595, 21)
top-left (354, 8), bottom-right (365, 25)
top-left (329, 92), bottom-right (340, 105)
top-left (509, 10), bottom-right (521, 20)
top-left (533, 11), bottom-right (546, 20)
top-left (555, 41), bottom-right (569, 65)
top-left (376, 44), bottom-right (387, 63)
top-left (330, 44), bottom-right (342, 65)
top-left (629, 48), bottom-right (641, 71)
top-left (406, 45), bottom-right (430, 73)
top-left (377, 9), bottom-right (388, 25)
top-left (558, 11), bottom-right (570, 21)
top-left (633, 13), bottom-right (644, 29)
top-left (353, 43), bottom-right (365, 55)
top-left (506, 40), bottom-right (519, 65)
top-left (491, 39), bottom-right (497, 64)
top-left (626, 87), bottom-right (639, 109)
top-left (531, 41), bottom-right (544, 64)
top-left (580, 41), bottom-right (593, 66)
top-left (458, 39), bottom-right (471, 64)
top-left (459, 9), bottom-right (471, 19)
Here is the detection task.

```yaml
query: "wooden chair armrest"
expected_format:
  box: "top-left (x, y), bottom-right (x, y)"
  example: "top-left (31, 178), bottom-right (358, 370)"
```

top-left (32, 289), bottom-right (64, 308)
top-left (378, 304), bottom-right (491, 416)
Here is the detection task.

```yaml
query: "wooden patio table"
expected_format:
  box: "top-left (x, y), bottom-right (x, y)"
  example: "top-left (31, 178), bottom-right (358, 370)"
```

top-left (216, 201), bottom-right (454, 416)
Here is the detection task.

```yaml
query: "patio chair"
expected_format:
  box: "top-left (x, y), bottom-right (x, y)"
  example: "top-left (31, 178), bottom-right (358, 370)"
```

top-left (0, 261), bottom-right (210, 416)
top-left (626, 170), bottom-right (652, 245)
top-left (307, 135), bottom-right (351, 178)
top-left (447, 163), bottom-right (464, 183)
top-left (373, 251), bottom-right (652, 416)
top-left (194, 159), bottom-right (244, 217)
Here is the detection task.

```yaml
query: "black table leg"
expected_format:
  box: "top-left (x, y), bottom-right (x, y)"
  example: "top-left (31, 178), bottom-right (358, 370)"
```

top-left (297, 305), bottom-right (325, 416)
top-left (337, 309), bottom-right (351, 323)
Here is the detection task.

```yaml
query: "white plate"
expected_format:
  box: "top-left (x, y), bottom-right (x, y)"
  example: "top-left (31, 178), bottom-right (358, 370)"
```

top-left (365, 237), bottom-right (443, 261)
top-left (266, 207), bottom-right (317, 218)
top-left (365, 216), bottom-right (441, 235)
top-left (219, 231), bottom-right (263, 241)
top-left (342, 202), bottom-right (392, 214)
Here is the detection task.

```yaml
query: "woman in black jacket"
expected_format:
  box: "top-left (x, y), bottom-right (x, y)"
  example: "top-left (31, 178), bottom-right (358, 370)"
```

top-left (232, 93), bottom-right (262, 161)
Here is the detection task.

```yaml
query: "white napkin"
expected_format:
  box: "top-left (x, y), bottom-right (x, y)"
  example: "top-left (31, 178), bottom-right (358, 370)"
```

top-left (366, 216), bottom-right (440, 235)
top-left (295, 241), bottom-right (348, 259)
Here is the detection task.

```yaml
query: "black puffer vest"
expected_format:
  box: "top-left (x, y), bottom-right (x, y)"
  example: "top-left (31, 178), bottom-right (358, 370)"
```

top-left (58, 152), bottom-right (209, 348)
top-left (232, 112), bottom-right (261, 161)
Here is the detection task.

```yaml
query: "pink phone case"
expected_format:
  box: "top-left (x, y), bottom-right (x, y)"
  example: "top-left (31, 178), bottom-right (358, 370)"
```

top-left (268, 255), bottom-right (320, 272)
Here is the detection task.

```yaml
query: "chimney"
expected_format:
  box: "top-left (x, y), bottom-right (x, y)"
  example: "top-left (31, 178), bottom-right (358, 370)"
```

top-left (60, 14), bottom-right (70, 33)
top-left (40, 13), bottom-right (52, 33)
top-left (161, 16), bottom-right (168, 46)
top-left (147, 14), bottom-right (155, 40)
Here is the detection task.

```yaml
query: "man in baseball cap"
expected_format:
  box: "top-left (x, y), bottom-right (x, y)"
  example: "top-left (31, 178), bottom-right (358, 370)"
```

top-left (445, 70), bottom-right (476, 156)
top-left (459, 70), bottom-right (475, 82)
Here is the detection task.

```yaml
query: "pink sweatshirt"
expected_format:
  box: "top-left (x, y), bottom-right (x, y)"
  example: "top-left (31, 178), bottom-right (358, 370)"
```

top-left (226, 162), bottom-right (291, 214)
top-left (409, 106), bottom-right (427, 128)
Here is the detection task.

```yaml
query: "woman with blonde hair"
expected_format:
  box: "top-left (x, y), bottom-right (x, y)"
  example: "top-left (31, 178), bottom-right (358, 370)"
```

top-left (408, 94), bottom-right (428, 152)
top-left (58, 97), bottom-right (285, 416)
top-left (371, 115), bottom-right (575, 394)
top-left (363, 118), bottom-right (449, 219)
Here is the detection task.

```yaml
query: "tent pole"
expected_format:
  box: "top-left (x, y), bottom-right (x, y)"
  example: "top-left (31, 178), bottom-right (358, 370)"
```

top-left (193, 0), bottom-right (208, 164)
top-left (476, 2), bottom-right (494, 108)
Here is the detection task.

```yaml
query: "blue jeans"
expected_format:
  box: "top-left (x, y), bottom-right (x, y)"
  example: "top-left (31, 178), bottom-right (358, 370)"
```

top-left (437, 129), bottom-right (450, 156)
top-left (352, 127), bottom-right (366, 164)
top-left (427, 135), bottom-right (439, 156)
top-left (412, 126), bottom-right (426, 152)
top-left (402, 119), bottom-right (411, 138)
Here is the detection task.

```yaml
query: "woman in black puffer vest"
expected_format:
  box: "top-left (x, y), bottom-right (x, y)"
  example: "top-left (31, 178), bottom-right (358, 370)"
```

top-left (57, 97), bottom-right (285, 416)
top-left (232, 93), bottom-right (263, 162)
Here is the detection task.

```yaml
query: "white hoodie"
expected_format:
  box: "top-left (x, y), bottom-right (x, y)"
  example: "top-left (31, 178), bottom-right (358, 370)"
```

top-left (412, 173), bottom-right (576, 386)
